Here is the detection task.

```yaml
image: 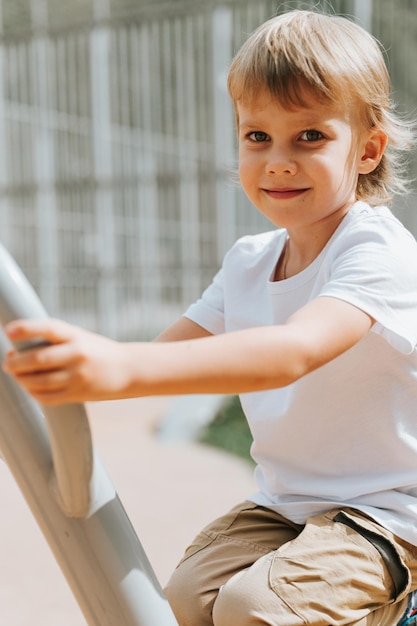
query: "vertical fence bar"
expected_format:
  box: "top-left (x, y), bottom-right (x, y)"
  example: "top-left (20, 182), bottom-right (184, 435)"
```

top-left (30, 0), bottom-right (59, 314)
top-left (90, 0), bottom-right (118, 337)
top-left (353, 0), bottom-right (373, 31)
top-left (0, 0), bottom-right (9, 249)
top-left (212, 6), bottom-right (236, 263)
top-left (176, 15), bottom-right (201, 307)
top-left (135, 21), bottom-right (163, 336)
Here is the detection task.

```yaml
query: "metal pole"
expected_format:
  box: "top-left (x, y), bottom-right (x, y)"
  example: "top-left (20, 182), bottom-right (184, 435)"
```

top-left (0, 243), bottom-right (178, 625)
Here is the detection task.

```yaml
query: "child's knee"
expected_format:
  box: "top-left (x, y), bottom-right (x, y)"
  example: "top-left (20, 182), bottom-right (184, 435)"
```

top-left (212, 571), bottom-right (254, 626)
top-left (165, 564), bottom-right (215, 626)
top-left (212, 557), bottom-right (304, 626)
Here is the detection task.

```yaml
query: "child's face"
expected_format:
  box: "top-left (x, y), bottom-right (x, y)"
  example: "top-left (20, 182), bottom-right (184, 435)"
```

top-left (237, 90), bottom-right (374, 236)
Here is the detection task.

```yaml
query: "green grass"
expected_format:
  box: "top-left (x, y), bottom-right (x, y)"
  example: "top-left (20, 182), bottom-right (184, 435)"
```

top-left (199, 395), bottom-right (254, 463)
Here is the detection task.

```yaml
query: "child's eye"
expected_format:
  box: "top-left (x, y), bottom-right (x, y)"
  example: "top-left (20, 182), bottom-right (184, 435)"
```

top-left (300, 129), bottom-right (324, 142)
top-left (247, 131), bottom-right (269, 142)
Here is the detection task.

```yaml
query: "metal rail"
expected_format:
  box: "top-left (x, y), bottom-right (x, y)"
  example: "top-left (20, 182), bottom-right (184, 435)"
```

top-left (0, 243), bottom-right (178, 625)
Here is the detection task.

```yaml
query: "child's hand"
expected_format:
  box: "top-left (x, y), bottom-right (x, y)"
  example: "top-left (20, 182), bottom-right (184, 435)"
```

top-left (2, 319), bottom-right (131, 405)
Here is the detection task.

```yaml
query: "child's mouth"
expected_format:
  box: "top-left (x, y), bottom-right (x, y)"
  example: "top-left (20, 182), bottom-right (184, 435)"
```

top-left (264, 187), bottom-right (308, 199)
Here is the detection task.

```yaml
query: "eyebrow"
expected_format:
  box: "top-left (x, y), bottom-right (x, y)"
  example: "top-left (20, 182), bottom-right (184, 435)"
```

top-left (238, 115), bottom-right (338, 131)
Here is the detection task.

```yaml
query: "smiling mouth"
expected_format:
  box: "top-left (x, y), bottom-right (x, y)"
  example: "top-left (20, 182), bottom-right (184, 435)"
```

top-left (264, 188), bottom-right (309, 199)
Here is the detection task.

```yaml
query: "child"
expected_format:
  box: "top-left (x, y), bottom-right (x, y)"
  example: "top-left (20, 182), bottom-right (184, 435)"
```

top-left (4, 8), bottom-right (417, 626)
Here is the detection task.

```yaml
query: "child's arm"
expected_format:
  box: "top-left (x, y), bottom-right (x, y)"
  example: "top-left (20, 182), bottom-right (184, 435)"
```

top-left (154, 316), bottom-right (213, 342)
top-left (2, 295), bottom-right (373, 405)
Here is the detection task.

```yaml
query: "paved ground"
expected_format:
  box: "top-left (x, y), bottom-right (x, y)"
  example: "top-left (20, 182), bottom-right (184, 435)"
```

top-left (0, 397), bottom-right (255, 625)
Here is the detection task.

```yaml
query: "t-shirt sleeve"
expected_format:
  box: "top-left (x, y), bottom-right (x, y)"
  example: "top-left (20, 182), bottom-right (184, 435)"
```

top-left (183, 230), bottom-right (281, 335)
top-left (319, 217), bottom-right (417, 354)
top-left (183, 267), bottom-right (225, 334)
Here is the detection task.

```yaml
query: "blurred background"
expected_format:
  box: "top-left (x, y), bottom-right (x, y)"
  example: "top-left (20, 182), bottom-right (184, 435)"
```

top-left (0, 0), bottom-right (415, 341)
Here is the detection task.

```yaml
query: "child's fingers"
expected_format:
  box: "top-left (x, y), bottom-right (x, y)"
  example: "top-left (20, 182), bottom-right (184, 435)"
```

top-left (13, 369), bottom-right (70, 394)
top-left (9, 368), bottom-right (72, 405)
top-left (3, 341), bottom-right (78, 376)
top-left (4, 318), bottom-right (74, 345)
top-left (1, 320), bottom-right (126, 404)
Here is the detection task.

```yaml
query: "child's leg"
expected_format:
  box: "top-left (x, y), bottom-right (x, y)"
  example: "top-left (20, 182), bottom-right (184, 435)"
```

top-left (212, 508), bottom-right (417, 626)
top-left (165, 501), bottom-right (303, 626)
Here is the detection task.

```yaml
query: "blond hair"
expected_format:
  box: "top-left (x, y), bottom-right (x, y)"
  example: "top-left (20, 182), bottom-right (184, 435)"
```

top-left (227, 10), bottom-right (414, 205)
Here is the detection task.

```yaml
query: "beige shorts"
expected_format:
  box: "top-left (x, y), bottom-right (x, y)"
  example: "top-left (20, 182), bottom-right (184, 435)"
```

top-left (165, 501), bottom-right (417, 626)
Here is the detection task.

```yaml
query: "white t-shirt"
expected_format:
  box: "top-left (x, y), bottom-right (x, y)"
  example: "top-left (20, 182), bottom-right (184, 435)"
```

top-left (184, 202), bottom-right (417, 546)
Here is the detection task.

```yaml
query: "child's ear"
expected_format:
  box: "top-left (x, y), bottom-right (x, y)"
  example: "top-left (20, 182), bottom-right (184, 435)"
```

top-left (358, 129), bottom-right (388, 174)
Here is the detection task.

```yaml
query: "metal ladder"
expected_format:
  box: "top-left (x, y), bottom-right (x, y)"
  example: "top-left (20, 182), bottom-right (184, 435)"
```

top-left (0, 243), bottom-right (178, 626)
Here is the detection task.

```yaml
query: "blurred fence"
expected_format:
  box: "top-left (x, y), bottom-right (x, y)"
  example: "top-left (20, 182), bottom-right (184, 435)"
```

top-left (0, 0), bottom-right (415, 339)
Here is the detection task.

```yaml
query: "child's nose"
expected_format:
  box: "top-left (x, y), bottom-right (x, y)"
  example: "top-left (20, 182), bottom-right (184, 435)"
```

top-left (266, 149), bottom-right (297, 176)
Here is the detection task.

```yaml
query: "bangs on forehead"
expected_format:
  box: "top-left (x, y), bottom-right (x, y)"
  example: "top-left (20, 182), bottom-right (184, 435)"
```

top-left (228, 54), bottom-right (338, 110)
